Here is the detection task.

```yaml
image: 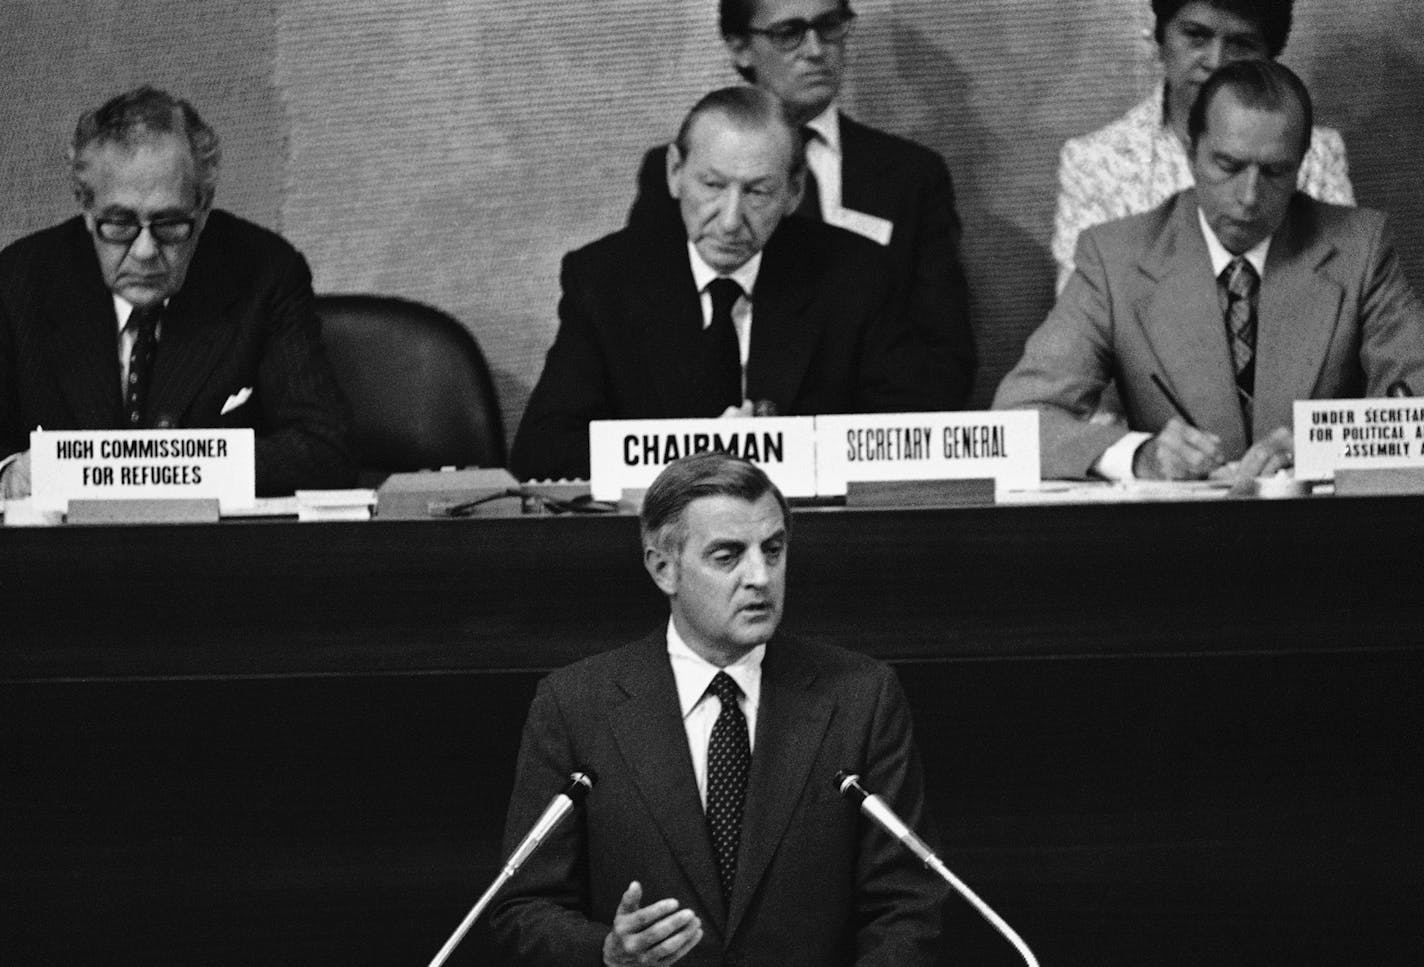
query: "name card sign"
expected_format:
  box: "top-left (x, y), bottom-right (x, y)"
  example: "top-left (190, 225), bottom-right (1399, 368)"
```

top-left (589, 417), bottom-right (817, 500)
top-left (814, 411), bottom-right (1040, 496)
top-left (1294, 400), bottom-right (1424, 480)
top-left (30, 429), bottom-right (256, 513)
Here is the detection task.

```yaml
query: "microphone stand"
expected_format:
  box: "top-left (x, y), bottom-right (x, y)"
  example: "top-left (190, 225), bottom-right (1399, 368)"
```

top-left (427, 772), bottom-right (594, 967)
top-left (837, 772), bottom-right (1040, 967)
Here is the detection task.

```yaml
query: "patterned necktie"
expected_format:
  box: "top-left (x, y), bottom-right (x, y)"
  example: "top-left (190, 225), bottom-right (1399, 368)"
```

top-left (704, 277), bottom-right (744, 413)
top-left (1222, 257), bottom-right (1258, 434)
top-left (124, 303), bottom-right (161, 428)
top-left (705, 670), bottom-right (749, 901)
top-left (795, 126), bottom-right (822, 220)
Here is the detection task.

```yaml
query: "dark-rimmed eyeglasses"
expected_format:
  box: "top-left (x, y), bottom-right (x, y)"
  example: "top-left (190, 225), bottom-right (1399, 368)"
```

top-left (746, 9), bottom-right (856, 52)
top-left (93, 216), bottom-right (197, 246)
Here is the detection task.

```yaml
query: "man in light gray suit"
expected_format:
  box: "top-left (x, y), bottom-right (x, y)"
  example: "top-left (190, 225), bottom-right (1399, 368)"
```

top-left (994, 60), bottom-right (1424, 482)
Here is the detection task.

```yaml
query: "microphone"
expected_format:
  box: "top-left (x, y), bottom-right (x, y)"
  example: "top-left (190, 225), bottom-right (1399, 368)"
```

top-left (428, 771), bottom-right (595, 967)
top-left (836, 771), bottom-right (1040, 967)
top-left (1387, 380), bottom-right (1413, 398)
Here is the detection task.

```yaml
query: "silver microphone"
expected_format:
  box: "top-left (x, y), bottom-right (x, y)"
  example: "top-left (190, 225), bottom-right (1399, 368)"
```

top-left (836, 771), bottom-right (1040, 967)
top-left (428, 771), bottom-right (595, 967)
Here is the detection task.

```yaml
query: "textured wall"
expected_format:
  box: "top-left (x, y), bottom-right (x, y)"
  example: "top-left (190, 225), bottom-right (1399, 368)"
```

top-left (3, 0), bottom-right (1422, 442)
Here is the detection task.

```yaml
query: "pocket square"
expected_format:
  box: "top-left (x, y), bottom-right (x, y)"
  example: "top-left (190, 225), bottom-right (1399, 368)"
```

top-left (220, 386), bottom-right (254, 415)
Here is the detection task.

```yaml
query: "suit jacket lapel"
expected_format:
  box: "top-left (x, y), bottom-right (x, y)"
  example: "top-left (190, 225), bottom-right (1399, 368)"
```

top-left (1254, 199), bottom-right (1342, 436)
top-left (146, 230), bottom-right (240, 425)
top-left (1133, 193), bottom-right (1249, 454)
top-left (837, 114), bottom-right (893, 219)
top-left (41, 222), bottom-right (125, 427)
top-left (745, 228), bottom-right (821, 409)
top-left (629, 232), bottom-right (709, 415)
top-left (725, 639), bottom-right (834, 940)
top-left (606, 636), bottom-right (728, 925)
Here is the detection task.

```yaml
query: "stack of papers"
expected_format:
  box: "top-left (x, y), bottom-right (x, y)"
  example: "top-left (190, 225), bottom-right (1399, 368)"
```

top-left (295, 489), bottom-right (377, 522)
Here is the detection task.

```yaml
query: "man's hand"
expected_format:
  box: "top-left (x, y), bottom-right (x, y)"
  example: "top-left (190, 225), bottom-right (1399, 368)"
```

top-left (602, 881), bottom-right (702, 967)
top-left (0, 450), bottom-right (32, 499)
top-left (1133, 418), bottom-right (1226, 480)
top-left (1227, 426), bottom-right (1294, 495)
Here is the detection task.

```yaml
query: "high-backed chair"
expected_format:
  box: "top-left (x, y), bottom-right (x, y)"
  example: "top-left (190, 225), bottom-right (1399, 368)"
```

top-left (315, 294), bottom-right (505, 485)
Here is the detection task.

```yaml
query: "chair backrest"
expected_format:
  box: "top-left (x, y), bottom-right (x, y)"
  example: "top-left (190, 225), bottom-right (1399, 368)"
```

top-left (316, 294), bottom-right (505, 483)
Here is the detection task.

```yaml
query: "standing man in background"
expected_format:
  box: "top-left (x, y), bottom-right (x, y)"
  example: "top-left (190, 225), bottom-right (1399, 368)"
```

top-left (629, 0), bottom-right (976, 410)
top-left (0, 86), bottom-right (352, 497)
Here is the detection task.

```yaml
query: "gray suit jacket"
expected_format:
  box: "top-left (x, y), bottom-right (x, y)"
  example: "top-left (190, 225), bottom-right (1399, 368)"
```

top-left (486, 632), bottom-right (944, 967)
top-left (994, 190), bottom-right (1424, 478)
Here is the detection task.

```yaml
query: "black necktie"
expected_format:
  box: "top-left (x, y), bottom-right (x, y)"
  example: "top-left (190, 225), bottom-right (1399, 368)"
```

top-left (796, 126), bottom-right (822, 220)
top-left (1221, 257), bottom-right (1258, 435)
top-left (124, 304), bottom-right (161, 428)
top-left (706, 671), bottom-right (749, 901)
top-left (704, 277), bottom-right (744, 413)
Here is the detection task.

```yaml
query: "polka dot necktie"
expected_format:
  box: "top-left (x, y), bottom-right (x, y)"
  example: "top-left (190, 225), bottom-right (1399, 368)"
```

top-left (125, 304), bottom-right (161, 429)
top-left (1221, 257), bottom-right (1258, 437)
top-left (705, 671), bottom-right (749, 901)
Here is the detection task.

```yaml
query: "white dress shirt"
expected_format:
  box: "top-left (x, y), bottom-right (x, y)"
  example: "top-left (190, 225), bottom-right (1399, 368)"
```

top-left (801, 103), bottom-right (843, 218)
top-left (665, 617), bottom-right (764, 807)
top-left (1093, 207), bottom-right (1271, 481)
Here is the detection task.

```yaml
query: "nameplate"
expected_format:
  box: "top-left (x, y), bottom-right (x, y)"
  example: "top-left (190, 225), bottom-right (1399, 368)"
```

top-left (589, 417), bottom-right (818, 500)
top-left (814, 411), bottom-right (1039, 496)
top-left (1294, 400), bottom-right (1424, 480)
top-left (30, 429), bottom-right (256, 513)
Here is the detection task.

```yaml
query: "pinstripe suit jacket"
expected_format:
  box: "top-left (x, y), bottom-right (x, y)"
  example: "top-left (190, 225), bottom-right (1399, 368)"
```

top-left (0, 211), bottom-right (353, 494)
top-left (487, 631), bottom-right (945, 967)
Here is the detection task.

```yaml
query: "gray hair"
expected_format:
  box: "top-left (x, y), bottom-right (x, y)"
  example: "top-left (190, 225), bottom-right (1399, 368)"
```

top-left (68, 85), bottom-right (221, 209)
top-left (640, 451), bottom-right (791, 556)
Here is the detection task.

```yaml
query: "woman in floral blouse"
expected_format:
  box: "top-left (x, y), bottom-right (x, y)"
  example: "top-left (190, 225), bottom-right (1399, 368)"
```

top-left (1050, 0), bottom-right (1353, 293)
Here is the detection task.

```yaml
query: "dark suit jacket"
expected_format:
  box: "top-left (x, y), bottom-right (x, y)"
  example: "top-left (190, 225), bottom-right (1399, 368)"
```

top-left (487, 631), bottom-right (944, 967)
top-left (993, 190), bottom-right (1424, 478)
top-left (0, 210), bottom-right (353, 494)
top-left (629, 113), bottom-right (975, 407)
top-left (509, 215), bottom-right (939, 481)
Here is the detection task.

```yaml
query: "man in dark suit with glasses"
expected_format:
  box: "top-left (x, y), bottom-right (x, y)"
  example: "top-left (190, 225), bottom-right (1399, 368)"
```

top-left (0, 85), bottom-right (352, 497)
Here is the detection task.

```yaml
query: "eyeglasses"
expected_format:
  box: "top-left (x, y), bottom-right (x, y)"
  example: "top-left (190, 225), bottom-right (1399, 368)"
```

top-left (93, 215), bottom-right (197, 246)
top-left (746, 9), bottom-right (856, 52)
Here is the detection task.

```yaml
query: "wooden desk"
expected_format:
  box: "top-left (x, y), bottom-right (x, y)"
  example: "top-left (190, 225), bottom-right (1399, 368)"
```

top-left (4, 498), bottom-right (1423, 964)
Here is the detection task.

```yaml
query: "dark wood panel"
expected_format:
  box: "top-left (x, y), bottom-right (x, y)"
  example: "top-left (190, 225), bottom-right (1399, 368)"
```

top-left (4, 499), bottom-right (1424, 965)
top-left (4, 495), bottom-right (1423, 681)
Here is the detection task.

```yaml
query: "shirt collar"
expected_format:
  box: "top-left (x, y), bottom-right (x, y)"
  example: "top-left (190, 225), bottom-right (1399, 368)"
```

top-left (1196, 206), bottom-right (1271, 279)
top-left (802, 103), bottom-right (841, 154)
top-left (666, 616), bottom-right (766, 719)
top-left (113, 294), bottom-right (169, 333)
top-left (687, 241), bottom-right (763, 297)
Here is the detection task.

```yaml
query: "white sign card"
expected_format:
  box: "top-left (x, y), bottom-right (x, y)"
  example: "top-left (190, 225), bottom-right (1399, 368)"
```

top-left (814, 411), bottom-right (1040, 496)
top-left (1294, 399), bottom-right (1424, 480)
top-left (589, 417), bottom-right (818, 500)
top-left (30, 428), bottom-right (256, 513)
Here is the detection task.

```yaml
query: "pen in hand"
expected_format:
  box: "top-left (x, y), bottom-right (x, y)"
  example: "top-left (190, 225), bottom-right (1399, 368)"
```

top-left (1150, 373), bottom-right (1198, 428)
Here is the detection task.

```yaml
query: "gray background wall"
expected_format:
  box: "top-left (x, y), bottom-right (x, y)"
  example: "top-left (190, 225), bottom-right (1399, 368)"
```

top-left (3, 0), bottom-right (1421, 442)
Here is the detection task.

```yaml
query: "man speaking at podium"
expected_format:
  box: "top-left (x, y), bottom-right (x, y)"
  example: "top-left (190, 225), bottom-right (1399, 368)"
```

top-left (0, 86), bottom-right (352, 497)
top-left (489, 453), bottom-right (944, 965)
top-left (509, 86), bottom-right (941, 482)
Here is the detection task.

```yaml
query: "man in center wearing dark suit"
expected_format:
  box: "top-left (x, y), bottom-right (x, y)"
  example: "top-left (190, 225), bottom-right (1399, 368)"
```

top-left (627, 0), bottom-right (976, 411)
top-left (510, 85), bottom-right (942, 481)
top-left (488, 451), bottom-right (944, 966)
